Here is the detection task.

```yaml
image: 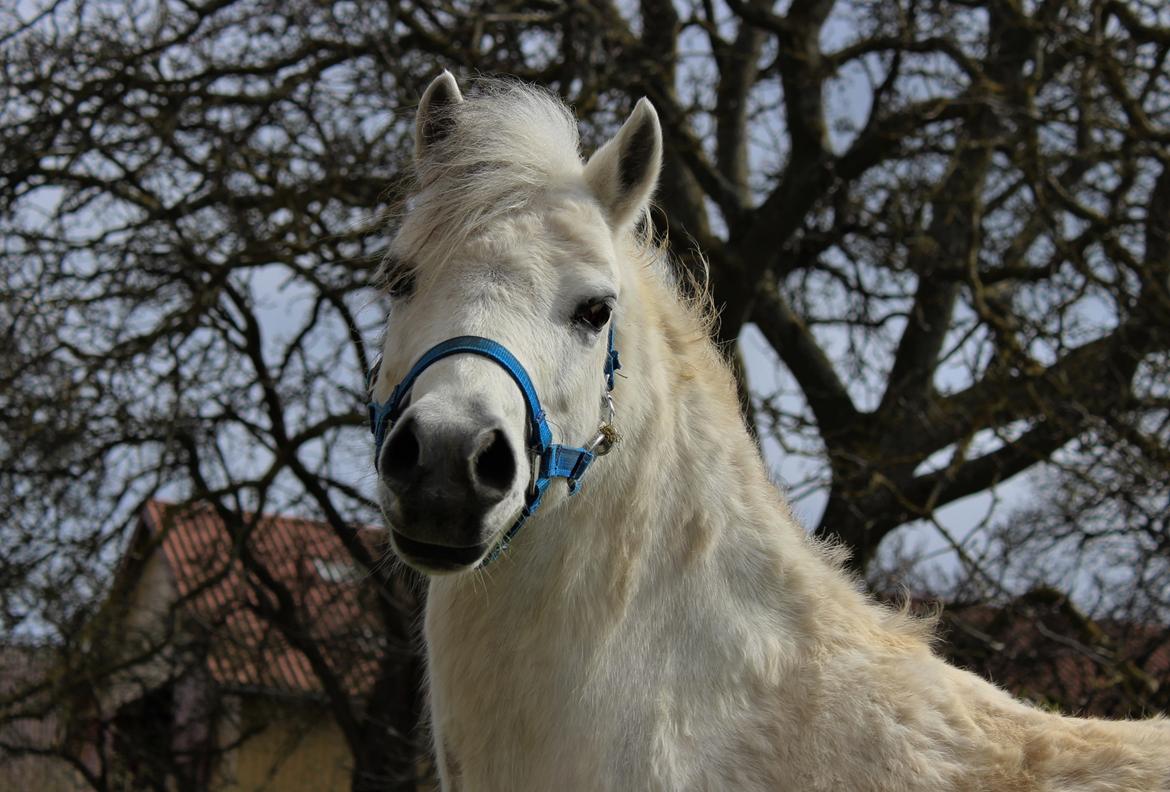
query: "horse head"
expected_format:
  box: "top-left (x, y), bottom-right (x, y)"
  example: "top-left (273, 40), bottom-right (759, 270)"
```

top-left (370, 72), bottom-right (662, 574)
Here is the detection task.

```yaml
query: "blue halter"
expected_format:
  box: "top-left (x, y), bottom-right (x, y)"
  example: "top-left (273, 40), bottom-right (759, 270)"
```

top-left (368, 326), bottom-right (620, 567)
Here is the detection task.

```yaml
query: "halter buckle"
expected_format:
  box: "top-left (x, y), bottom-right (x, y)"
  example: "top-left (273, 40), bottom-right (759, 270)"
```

top-left (527, 451), bottom-right (541, 499)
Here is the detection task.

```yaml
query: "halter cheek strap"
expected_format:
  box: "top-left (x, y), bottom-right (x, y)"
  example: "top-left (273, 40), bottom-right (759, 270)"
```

top-left (368, 327), bottom-right (620, 567)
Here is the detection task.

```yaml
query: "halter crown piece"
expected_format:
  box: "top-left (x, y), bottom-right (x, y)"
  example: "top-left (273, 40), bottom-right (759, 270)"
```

top-left (368, 326), bottom-right (621, 567)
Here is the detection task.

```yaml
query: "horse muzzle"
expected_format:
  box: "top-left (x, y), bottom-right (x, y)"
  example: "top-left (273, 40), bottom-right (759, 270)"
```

top-left (369, 333), bottom-right (620, 573)
top-left (378, 402), bottom-right (524, 571)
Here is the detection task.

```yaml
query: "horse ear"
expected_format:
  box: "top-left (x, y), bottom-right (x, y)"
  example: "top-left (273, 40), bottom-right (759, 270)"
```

top-left (415, 70), bottom-right (464, 162)
top-left (584, 98), bottom-right (663, 231)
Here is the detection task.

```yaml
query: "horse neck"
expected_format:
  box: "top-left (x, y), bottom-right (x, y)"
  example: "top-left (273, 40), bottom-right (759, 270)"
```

top-left (594, 261), bottom-right (804, 563)
top-left (534, 250), bottom-right (883, 643)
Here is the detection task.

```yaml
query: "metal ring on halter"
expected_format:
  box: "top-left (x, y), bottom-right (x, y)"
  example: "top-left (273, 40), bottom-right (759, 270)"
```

top-left (602, 392), bottom-right (615, 425)
top-left (586, 391), bottom-right (619, 455)
top-left (587, 424), bottom-right (619, 456)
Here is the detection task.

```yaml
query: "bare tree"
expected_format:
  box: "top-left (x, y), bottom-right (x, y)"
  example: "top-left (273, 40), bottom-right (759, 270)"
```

top-left (2, 1), bottom-right (429, 787)
top-left (3, 0), bottom-right (1169, 783)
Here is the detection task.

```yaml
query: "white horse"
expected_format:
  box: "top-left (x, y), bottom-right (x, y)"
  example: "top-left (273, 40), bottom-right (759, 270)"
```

top-left (370, 71), bottom-right (1170, 791)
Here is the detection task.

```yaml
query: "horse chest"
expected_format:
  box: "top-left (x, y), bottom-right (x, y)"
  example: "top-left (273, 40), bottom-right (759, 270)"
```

top-left (423, 577), bottom-right (779, 790)
top-left (425, 586), bottom-right (632, 783)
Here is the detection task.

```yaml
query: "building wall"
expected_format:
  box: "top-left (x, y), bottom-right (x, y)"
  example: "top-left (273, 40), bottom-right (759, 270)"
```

top-left (215, 696), bottom-right (352, 792)
top-left (103, 546), bottom-right (184, 708)
top-left (0, 646), bottom-right (90, 792)
top-left (0, 733), bottom-right (89, 792)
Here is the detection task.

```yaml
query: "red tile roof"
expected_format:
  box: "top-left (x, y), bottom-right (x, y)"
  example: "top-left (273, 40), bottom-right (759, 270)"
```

top-left (139, 501), bottom-right (391, 699)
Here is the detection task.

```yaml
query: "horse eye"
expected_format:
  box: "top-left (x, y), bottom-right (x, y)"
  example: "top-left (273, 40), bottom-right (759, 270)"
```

top-left (573, 298), bottom-right (613, 332)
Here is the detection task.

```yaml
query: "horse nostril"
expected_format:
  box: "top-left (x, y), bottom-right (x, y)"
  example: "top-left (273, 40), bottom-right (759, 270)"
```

top-left (472, 429), bottom-right (516, 496)
top-left (381, 418), bottom-right (421, 485)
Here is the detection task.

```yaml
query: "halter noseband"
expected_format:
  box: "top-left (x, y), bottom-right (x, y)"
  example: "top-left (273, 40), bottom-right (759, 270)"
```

top-left (368, 327), bottom-right (620, 567)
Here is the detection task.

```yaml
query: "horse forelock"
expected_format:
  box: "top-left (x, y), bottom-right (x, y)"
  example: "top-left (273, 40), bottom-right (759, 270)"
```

top-left (390, 81), bottom-right (584, 274)
top-left (420, 79), bottom-right (582, 182)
